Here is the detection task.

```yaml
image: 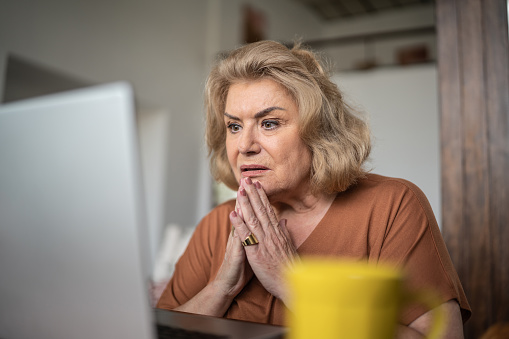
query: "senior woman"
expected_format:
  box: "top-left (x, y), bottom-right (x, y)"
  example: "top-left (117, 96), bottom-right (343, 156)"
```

top-left (157, 40), bottom-right (470, 338)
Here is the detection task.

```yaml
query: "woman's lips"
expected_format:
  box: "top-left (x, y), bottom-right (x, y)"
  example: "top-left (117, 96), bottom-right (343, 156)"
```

top-left (240, 165), bottom-right (269, 177)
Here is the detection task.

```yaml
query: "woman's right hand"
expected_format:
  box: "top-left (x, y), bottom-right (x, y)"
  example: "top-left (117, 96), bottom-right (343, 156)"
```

top-left (213, 218), bottom-right (253, 298)
top-left (172, 201), bottom-right (253, 317)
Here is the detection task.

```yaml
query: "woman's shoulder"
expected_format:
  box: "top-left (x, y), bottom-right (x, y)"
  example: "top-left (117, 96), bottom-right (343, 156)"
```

top-left (351, 173), bottom-right (428, 198)
top-left (339, 173), bottom-right (433, 215)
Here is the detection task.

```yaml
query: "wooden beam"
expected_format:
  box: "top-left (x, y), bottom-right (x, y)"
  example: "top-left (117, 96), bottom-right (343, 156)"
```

top-left (483, 0), bottom-right (509, 325)
top-left (436, 0), bottom-right (509, 337)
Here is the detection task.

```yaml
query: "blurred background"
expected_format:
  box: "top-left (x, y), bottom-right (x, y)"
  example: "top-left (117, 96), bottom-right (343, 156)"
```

top-left (0, 0), bottom-right (440, 282)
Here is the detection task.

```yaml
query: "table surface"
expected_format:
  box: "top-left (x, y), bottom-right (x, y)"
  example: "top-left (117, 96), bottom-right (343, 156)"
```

top-left (154, 308), bottom-right (287, 339)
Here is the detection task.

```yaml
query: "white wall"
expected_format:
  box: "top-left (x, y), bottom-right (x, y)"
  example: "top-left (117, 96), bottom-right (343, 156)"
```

top-left (136, 108), bottom-right (171, 266)
top-left (334, 65), bottom-right (441, 225)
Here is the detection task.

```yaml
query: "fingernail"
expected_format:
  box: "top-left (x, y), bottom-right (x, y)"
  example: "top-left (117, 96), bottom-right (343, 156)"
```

top-left (245, 177), bottom-right (252, 185)
top-left (255, 181), bottom-right (261, 189)
top-left (240, 188), bottom-right (247, 196)
top-left (231, 210), bottom-right (237, 218)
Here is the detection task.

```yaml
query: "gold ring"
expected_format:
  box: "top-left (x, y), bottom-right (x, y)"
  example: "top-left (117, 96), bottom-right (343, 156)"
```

top-left (241, 233), bottom-right (259, 246)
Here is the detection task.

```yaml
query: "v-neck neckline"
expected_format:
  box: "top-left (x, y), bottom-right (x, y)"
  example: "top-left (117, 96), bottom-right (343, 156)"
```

top-left (294, 194), bottom-right (339, 251)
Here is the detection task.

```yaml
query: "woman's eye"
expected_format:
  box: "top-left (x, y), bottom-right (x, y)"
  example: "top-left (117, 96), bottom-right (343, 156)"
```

top-left (262, 120), bottom-right (279, 130)
top-left (227, 123), bottom-right (241, 133)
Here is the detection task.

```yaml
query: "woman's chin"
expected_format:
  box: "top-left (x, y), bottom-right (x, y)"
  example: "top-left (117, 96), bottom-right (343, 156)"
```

top-left (263, 186), bottom-right (285, 201)
top-left (248, 179), bottom-right (286, 201)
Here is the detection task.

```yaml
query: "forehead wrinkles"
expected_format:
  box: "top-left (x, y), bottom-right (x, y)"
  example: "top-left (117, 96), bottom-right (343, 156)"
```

top-left (225, 80), bottom-right (296, 115)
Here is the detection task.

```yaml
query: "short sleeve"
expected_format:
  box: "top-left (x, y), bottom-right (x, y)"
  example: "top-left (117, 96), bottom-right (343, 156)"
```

top-left (375, 179), bottom-right (471, 325)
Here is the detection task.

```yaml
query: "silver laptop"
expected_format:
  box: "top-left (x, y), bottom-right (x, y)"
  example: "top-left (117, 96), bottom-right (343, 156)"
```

top-left (0, 83), bottom-right (286, 339)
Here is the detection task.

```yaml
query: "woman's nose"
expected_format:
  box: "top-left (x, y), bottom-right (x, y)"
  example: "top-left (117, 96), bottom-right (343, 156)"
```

top-left (238, 127), bottom-right (261, 154)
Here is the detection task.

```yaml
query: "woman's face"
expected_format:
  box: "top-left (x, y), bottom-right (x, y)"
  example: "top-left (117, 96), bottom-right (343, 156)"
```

top-left (224, 78), bottom-right (312, 200)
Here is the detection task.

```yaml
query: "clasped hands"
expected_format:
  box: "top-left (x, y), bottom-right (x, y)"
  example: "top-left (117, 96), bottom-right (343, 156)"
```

top-left (215, 177), bottom-right (299, 305)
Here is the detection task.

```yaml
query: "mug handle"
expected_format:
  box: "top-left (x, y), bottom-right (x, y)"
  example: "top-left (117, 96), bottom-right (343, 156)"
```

top-left (405, 290), bottom-right (447, 339)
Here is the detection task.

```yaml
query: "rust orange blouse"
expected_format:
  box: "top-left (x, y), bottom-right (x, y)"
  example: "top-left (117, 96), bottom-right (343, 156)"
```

top-left (157, 174), bottom-right (471, 325)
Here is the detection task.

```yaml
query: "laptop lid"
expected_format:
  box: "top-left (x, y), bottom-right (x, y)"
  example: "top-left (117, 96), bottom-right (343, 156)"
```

top-left (0, 83), bottom-right (154, 339)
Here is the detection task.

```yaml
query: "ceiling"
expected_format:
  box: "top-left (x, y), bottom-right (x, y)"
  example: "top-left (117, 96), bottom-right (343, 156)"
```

top-left (291, 0), bottom-right (434, 21)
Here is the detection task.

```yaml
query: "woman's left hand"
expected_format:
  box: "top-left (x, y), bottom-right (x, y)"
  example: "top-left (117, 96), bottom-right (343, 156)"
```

top-left (230, 177), bottom-right (299, 305)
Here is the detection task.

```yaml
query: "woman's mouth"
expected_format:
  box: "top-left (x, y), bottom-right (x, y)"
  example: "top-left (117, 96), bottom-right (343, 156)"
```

top-left (240, 165), bottom-right (269, 177)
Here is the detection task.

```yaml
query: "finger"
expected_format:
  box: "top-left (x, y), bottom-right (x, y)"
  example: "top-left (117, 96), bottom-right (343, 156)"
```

top-left (240, 178), bottom-right (266, 219)
top-left (252, 180), bottom-right (280, 231)
top-left (279, 218), bottom-right (291, 240)
top-left (229, 209), bottom-right (255, 248)
top-left (236, 183), bottom-right (265, 239)
top-left (235, 199), bottom-right (244, 221)
top-left (236, 177), bottom-right (245, 221)
top-left (239, 178), bottom-right (273, 231)
top-left (230, 226), bottom-right (245, 253)
top-left (225, 219), bottom-right (242, 258)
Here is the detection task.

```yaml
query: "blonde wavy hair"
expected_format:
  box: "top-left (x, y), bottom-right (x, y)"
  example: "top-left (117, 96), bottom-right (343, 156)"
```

top-left (205, 40), bottom-right (371, 194)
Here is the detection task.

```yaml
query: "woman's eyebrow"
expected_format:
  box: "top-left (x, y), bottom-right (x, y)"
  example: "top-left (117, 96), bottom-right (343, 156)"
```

top-left (224, 106), bottom-right (286, 120)
top-left (223, 112), bottom-right (240, 121)
top-left (254, 106), bottom-right (286, 118)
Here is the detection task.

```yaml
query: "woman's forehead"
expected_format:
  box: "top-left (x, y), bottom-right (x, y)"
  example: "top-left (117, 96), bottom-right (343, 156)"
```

top-left (225, 80), bottom-right (295, 110)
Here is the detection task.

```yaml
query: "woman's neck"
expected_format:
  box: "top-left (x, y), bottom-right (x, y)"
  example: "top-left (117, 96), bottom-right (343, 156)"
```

top-left (270, 190), bottom-right (337, 249)
top-left (270, 190), bottom-right (336, 217)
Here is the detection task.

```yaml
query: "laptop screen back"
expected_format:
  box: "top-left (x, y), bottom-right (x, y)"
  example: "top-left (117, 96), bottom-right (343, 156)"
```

top-left (0, 83), bottom-right (154, 339)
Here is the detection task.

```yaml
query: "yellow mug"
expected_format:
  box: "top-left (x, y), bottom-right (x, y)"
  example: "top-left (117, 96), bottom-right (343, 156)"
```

top-left (285, 259), bottom-right (445, 339)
